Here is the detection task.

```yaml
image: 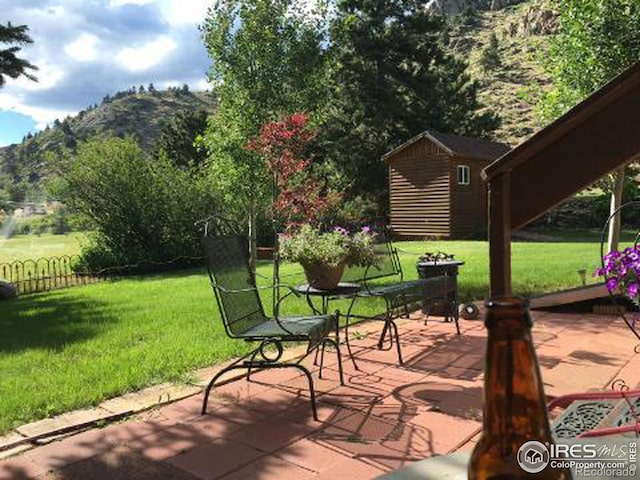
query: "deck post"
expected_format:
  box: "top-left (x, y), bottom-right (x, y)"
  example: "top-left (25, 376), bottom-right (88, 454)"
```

top-left (488, 172), bottom-right (512, 297)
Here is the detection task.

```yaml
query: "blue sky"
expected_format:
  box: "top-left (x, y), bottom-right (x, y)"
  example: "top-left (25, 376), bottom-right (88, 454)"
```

top-left (0, 0), bottom-right (212, 146)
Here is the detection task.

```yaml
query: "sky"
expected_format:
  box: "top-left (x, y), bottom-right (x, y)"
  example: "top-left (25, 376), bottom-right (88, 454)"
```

top-left (0, 0), bottom-right (213, 146)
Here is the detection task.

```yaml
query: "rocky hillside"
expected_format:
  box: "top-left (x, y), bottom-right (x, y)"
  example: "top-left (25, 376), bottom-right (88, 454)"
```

top-left (0, 88), bottom-right (215, 193)
top-left (449, 0), bottom-right (556, 146)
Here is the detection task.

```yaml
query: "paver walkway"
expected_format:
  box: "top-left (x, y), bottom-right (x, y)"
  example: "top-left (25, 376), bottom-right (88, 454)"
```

top-left (1, 309), bottom-right (639, 480)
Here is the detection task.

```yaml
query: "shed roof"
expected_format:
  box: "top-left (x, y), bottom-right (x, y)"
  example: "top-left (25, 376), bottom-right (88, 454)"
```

top-left (382, 130), bottom-right (511, 163)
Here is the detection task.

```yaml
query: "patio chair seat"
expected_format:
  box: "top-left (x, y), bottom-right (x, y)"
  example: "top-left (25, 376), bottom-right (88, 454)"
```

top-left (244, 314), bottom-right (335, 342)
top-left (360, 278), bottom-right (435, 300)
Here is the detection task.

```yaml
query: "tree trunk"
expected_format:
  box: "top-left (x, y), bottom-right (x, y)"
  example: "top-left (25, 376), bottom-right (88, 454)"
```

top-left (248, 201), bottom-right (257, 274)
top-left (607, 166), bottom-right (625, 253)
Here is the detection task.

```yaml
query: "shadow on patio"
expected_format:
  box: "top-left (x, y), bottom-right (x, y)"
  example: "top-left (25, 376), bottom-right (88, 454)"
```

top-left (2, 309), bottom-right (639, 479)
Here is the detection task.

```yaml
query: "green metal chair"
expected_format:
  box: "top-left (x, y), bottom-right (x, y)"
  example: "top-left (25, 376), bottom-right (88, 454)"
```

top-left (200, 232), bottom-right (344, 421)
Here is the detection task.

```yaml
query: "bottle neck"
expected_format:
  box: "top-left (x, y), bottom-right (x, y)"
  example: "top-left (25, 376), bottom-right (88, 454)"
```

top-left (482, 301), bottom-right (553, 443)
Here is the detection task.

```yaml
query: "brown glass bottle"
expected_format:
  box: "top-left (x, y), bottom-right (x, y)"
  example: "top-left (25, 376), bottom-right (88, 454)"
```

top-left (468, 298), bottom-right (572, 480)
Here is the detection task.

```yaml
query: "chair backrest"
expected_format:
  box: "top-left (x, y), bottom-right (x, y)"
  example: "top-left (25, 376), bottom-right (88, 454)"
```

top-left (201, 234), bottom-right (267, 337)
top-left (341, 226), bottom-right (403, 285)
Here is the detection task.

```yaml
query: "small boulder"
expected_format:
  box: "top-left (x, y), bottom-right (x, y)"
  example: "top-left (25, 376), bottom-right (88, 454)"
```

top-left (0, 280), bottom-right (17, 300)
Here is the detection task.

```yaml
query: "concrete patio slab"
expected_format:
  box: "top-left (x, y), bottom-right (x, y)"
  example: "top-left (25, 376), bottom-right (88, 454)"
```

top-left (1, 309), bottom-right (639, 480)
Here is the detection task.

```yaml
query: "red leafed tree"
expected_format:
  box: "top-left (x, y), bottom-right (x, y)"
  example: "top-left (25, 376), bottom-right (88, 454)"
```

top-left (246, 112), bottom-right (340, 228)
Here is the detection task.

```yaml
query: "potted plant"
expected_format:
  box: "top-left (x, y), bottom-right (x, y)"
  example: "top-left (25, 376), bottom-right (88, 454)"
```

top-left (280, 224), bottom-right (377, 290)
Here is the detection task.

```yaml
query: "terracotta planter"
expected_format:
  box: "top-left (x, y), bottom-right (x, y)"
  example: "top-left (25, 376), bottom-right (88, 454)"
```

top-left (302, 262), bottom-right (345, 290)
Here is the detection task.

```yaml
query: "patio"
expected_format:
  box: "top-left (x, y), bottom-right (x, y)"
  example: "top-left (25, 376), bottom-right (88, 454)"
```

top-left (1, 309), bottom-right (638, 480)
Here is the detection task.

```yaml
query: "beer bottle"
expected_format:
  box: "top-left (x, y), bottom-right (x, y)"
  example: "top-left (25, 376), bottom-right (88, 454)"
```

top-left (468, 297), bottom-right (572, 479)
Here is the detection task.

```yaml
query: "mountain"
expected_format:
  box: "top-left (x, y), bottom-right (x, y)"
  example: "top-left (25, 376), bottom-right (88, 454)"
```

top-left (0, 87), bottom-right (215, 198)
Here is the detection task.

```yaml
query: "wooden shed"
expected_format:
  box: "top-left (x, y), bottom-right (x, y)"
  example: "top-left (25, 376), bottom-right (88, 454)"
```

top-left (383, 131), bottom-right (510, 239)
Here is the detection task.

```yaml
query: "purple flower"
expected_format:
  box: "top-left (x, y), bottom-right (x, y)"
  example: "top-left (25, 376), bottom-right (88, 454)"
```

top-left (333, 226), bottom-right (348, 236)
top-left (606, 278), bottom-right (619, 292)
top-left (628, 282), bottom-right (639, 298)
top-left (604, 251), bottom-right (621, 261)
top-left (361, 225), bottom-right (371, 234)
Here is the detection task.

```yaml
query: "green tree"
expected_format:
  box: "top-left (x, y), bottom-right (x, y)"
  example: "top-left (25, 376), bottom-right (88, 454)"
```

top-left (0, 22), bottom-right (37, 87)
top-left (200, 0), bottom-right (329, 270)
top-left (322, 0), bottom-right (498, 201)
top-left (540, 0), bottom-right (640, 121)
top-left (155, 109), bottom-right (209, 167)
top-left (55, 136), bottom-right (223, 269)
top-left (479, 33), bottom-right (502, 72)
top-left (539, 0), bottom-right (640, 251)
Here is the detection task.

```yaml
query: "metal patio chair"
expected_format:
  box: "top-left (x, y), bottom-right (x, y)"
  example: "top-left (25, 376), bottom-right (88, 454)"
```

top-left (200, 232), bottom-right (344, 421)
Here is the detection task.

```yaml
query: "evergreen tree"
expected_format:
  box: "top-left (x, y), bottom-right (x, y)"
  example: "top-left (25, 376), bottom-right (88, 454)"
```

top-left (322, 0), bottom-right (498, 200)
top-left (155, 109), bottom-right (209, 167)
top-left (479, 33), bottom-right (501, 71)
top-left (0, 22), bottom-right (37, 86)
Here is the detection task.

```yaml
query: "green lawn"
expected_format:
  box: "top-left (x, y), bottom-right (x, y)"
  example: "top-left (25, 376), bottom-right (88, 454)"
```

top-left (0, 233), bottom-right (86, 264)
top-left (0, 238), bottom-right (607, 433)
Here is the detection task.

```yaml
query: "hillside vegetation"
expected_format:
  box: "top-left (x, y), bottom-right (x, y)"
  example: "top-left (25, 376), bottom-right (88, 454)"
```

top-left (451, 0), bottom-right (555, 146)
top-left (0, 88), bottom-right (215, 199)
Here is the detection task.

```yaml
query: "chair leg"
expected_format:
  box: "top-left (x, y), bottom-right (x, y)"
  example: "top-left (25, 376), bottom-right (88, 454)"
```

top-left (378, 318), bottom-right (390, 350)
top-left (202, 364), bottom-right (245, 414)
top-left (344, 298), bottom-right (360, 371)
top-left (292, 364), bottom-right (319, 421)
top-left (323, 337), bottom-right (345, 385)
top-left (390, 320), bottom-right (403, 365)
top-left (246, 349), bottom-right (260, 382)
top-left (203, 362), bottom-right (319, 422)
top-left (318, 340), bottom-right (327, 379)
top-left (453, 301), bottom-right (461, 335)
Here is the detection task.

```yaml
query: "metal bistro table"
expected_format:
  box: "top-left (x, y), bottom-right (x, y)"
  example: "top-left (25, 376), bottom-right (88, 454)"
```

top-left (295, 282), bottom-right (362, 370)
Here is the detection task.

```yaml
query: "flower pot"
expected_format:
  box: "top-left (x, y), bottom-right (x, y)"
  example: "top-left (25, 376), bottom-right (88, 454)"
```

top-left (302, 262), bottom-right (345, 290)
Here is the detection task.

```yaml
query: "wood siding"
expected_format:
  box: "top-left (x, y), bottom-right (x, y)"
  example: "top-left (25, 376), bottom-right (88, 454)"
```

top-left (388, 138), bottom-right (451, 237)
top-left (450, 158), bottom-right (489, 238)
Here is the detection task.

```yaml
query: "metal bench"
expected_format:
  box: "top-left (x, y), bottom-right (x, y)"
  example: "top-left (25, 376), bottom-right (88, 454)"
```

top-left (342, 229), bottom-right (455, 365)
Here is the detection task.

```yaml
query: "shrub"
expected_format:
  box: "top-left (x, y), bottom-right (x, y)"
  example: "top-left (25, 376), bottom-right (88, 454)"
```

top-left (56, 136), bottom-right (225, 270)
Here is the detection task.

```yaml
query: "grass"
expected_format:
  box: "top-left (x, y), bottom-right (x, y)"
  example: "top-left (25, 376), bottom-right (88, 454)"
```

top-left (0, 237), bottom-right (611, 433)
top-left (0, 233), bottom-right (86, 264)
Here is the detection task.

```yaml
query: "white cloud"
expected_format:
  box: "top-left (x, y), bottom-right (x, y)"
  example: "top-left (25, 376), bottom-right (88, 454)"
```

top-left (12, 62), bottom-right (65, 91)
top-left (160, 0), bottom-right (210, 25)
top-left (109, 0), bottom-right (154, 6)
top-left (0, 93), bottom-right (74, 130)
top-left (64, 33), bottom-right (100, 62)
top-left (116, 35), bottom-right (178, 71)
top-left (194, 78), bottom-right (210, 90)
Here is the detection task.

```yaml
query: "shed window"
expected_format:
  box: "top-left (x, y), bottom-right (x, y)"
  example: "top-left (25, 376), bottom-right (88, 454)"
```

top-left (457, 165), bottom-right (470, 185)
